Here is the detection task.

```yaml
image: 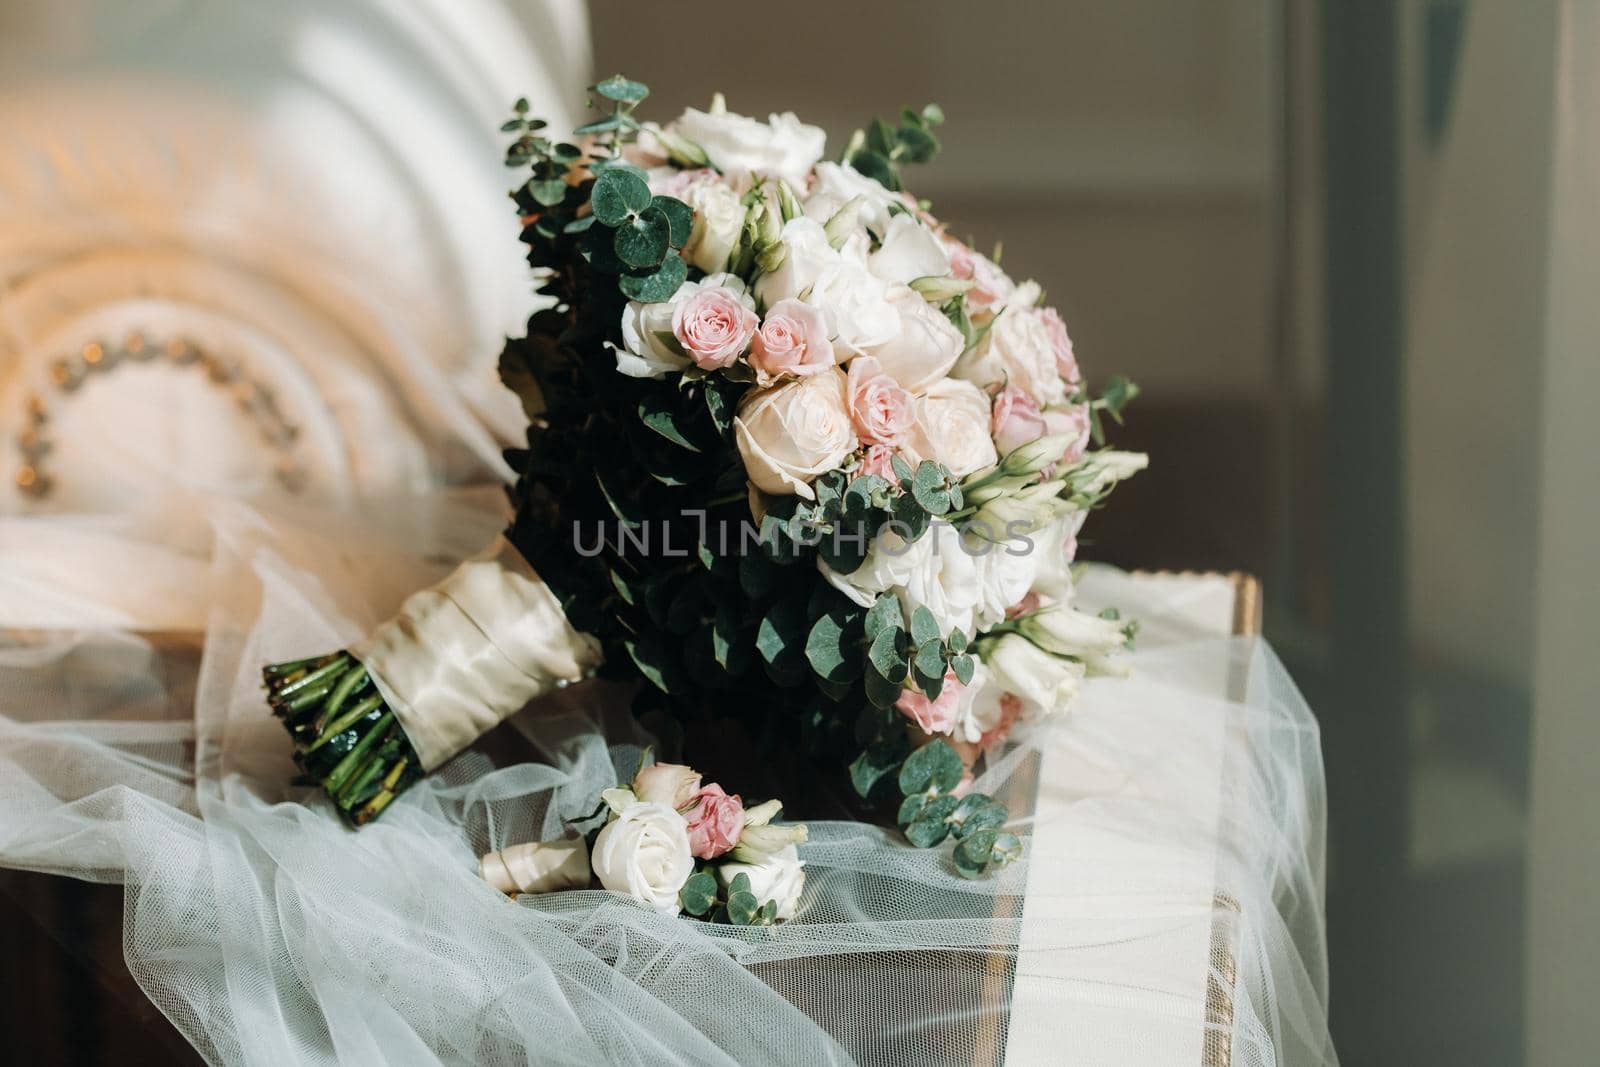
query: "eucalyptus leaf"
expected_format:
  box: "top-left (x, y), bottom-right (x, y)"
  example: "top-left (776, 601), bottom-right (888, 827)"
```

top-left (904, 813), bottom-right (952, 848)
top-left (756, 597), bottom-right (806, 670)
top-left (910, 606), bottom-right (940, 648)
top-left (614, 206), bottom-right (671, 268)
top-left (850, 737), bottom-right (908, 799)
top-left (619, 253), bottom-right (687, 301)
top-left (652, 195), bottom-right (694, 248)
top-left (574, 113), bottom-right (641, 136)
top-left (864, 666), bottom-right (904, 710)
top-left (805, 608), bottom-right (862, 684)
top-left (727, 890), bottom-right (760, 926)
top-left (948, 794), bottom-right (1008, 839)
top-left (897, 792), bottom-right (930, 827)
top-left (679, 870), bottom-right (717, 916)
top-left (591, 167), bottom-right (652, 225)
top-left (592, 74), bottom-right (650, 103)
top-left (864, 593), bottom-right (904, 643)
top-left (898, 739), bottom-right (963, 796)
top-left (867, 627), bottom-right (904, 682)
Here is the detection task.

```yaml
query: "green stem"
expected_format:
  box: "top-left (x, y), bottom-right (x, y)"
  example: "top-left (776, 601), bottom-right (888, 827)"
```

top-left (324, 711), bottom-right (395, 797)
top-left (308, 692), bottom-right (384, 753)
top-left (263, 651), bottom-right (423, 827)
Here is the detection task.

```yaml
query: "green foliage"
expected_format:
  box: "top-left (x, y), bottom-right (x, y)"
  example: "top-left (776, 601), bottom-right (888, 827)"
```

top-left (592, 74), bottom-right (649, 104)
top-left (1087, 375), bottom-right (1141, 446)
top-left (843, 102), bottom-right (945, 192)
top-left (679, 870), bottom-right (718, 916)
top-left (726, 872), bottom-right (761, 925)
top-left (898, 739), bottom-right (964, 796)
top-left (953, 829), bottom-right (1023, 879)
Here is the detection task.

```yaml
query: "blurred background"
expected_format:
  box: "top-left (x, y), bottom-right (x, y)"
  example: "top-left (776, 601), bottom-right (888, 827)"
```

top-left (3, 1), bottom-right (1596, 1063)
top-left (591, 1), bottom-right (1587, 1064)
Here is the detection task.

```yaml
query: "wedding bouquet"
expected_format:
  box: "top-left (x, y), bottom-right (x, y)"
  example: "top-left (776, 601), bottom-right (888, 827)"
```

top-left (263, 76), bottom-right (1144, 883)
top-left (479, 758), bottom-right (808, 924)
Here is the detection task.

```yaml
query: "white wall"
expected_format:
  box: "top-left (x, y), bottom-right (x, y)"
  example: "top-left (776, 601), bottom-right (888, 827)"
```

top-left (1526, 3), bottom-right (1600, 1062)
top-left (590, 0), bottom-right (1278, 400)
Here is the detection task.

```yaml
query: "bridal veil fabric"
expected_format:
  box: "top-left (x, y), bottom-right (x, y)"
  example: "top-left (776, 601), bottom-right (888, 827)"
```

top-left (0, 2), bottom-right (1334, 1063)
top-left (0, 489), bottom-right (1335, 1064)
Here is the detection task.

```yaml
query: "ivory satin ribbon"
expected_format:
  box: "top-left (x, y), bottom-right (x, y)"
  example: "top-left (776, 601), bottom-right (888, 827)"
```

top-left (351, 535), bottom-right (600, 771)
top-left (480, 838), bottom-right (591, 896)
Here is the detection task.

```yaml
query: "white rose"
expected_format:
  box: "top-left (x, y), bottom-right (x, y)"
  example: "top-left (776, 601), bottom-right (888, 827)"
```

top-left (953, 281), bottom-right (1067, 406)
top-left (868, 213), bottom-right (950, 286)
top-left (984, 633), bottom-right (1086, 717)
top-left (681, 179), bottom-right (745, 274)
top-left (756, 218), bottom-right (898, 356)
top-left (591, 801), bottom-right (694, 915)
top-left (632, 762), bottom-right (702, 808)
top-left (668, 98), bottom-right (825, 187)
top-left (719, 844), bottom-right (806, 921)
top-left (803, 161), bottom-right (901, 236)
top-left (614, 274), bottom-right (755, 379)
top-left (968, 536), bottom-right (1039, 632)
top-left (865, 285), bottom-right (965, 394)
top-left (905, 379), bottom-right (999, 478)
top-left (734, 369), bottom-right (858, 499)
top-left (1027, 514), bottom-right (1085, 601)
top-left (821, 523), bottom-right (984, 639)
top-left (615, 296), bottom-right (687, 379)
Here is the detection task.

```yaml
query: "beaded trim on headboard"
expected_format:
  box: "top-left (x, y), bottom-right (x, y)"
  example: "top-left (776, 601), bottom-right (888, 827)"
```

top-left (14, 335), bottom-right (306, 500)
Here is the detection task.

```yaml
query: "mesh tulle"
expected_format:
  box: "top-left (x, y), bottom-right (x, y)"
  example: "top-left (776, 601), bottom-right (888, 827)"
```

top-left (0, 494), bottom-right (1335, 1065)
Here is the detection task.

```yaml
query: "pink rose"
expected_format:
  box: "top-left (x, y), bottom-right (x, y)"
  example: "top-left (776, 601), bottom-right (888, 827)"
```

top-left (896, 670), bottom-right (968, 736)
top-left (1042, 405), bottom-right (1092, 469)
top-left (855, 444), bottom-right (900, 483)
top-left (846, 356), bottom-right (916, 448)
top-left (647, 166), bottom-right (718, 199)
top-left (941, 237), bottom-right (1014, 313)
top-left (1038, 306), bottom-right (1080, 386)
top-left (673, 287), bottom-right (758, 370)
top-left (979, 693), bottom-right (1024, 751)
top-left (684, 783), bottom-right (745, 859)
top-left (750, 299), bottom-right (835, 384)
top-left (991, 385), bottom-right (1047, 457)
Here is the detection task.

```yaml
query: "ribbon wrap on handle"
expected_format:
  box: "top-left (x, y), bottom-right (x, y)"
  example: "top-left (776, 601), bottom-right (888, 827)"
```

top-left (351, 535), bottom-right (600, 771)
top-left (480, 838), bottom-right (592, 896)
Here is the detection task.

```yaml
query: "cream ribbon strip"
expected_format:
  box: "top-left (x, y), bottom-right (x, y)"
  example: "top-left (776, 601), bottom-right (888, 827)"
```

top-left (351, 535), bottom-right (601, 771)
top-left (479, 838), bottom-right (592, 896)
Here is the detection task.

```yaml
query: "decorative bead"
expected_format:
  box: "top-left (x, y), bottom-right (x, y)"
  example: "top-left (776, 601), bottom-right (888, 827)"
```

top-left (17, 428), bottom-right (48, 459)
top-left (21, 336), bottom-right (305, 501)
top-left (49, 359), bottom-right (84, 392)
top-left (15, 465), bottom-right (50, 497)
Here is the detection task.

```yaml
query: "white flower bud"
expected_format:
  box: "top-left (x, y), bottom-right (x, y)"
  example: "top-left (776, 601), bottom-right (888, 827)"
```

top-left (730, 821), bottom-right (809, 862)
